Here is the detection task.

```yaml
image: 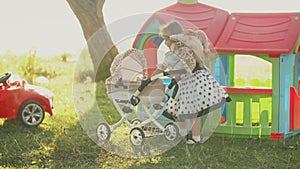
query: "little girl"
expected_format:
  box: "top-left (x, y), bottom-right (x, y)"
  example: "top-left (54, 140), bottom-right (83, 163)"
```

top-left (152, 21), bottom-right (231, 144)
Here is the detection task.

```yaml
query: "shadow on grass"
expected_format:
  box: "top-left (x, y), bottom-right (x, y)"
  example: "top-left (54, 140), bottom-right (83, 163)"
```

top-left (0, 119), bottom-right (55, 168)
top-left (0, 117), bottom-right (103, 169)
top-left (48, 119), bottom-right (102, 168)
top-left (1, 117), bottom-right (300, 168)
top-left (126, 134), bottom-right (300, 169)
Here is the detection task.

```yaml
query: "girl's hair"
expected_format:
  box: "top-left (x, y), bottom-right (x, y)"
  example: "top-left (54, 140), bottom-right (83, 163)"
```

top-left (160, 21), bottom-right (184, 37)
top-left (184, 29), bottom-right (211, 58)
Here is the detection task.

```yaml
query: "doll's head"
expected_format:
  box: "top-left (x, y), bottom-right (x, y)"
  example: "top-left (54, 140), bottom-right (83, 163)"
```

top-left (160, 21), bottom-right (183, 49)
top-left (160, 21), bottom-right (183, 37)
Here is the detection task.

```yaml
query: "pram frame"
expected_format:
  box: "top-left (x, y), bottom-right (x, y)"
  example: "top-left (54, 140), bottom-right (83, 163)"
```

top-left (96, 70), bottom-right (182, 145)
top-left (95, 48), bottom-right (186, 145)
top-left (96, 49), bottom-right (171, 143)
top-left (129, 70), bottom-right (187, 146)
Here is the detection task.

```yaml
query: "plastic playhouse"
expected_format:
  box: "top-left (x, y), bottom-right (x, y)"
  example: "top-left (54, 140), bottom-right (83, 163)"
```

top-left (132, 0), bottom-right (300, 139)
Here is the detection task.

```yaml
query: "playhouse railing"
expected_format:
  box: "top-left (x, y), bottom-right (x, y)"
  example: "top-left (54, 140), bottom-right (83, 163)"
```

top-left (215, 87), bottom-right (273, 138)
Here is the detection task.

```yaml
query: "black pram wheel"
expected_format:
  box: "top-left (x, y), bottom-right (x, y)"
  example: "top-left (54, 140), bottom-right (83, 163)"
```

top-left (96, 122), bottom-right (111, 142)
top-left (130, 127), bottom-right (145, 146)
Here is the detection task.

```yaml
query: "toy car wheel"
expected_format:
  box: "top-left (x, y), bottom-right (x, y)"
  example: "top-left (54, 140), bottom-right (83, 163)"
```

top-left (18, 101), bottom-right (45, 127)
top-left (164, 123), bottom-right (179, 141)
top-left (130, 127), bottom-right (145, 146)
top-left (96, 122), bottom-right (111, 142)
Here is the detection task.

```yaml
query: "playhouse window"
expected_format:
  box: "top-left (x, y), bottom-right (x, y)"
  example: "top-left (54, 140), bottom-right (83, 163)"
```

top-left (223, 55), bottom-right (273, 128)
top-left (234, 55), bottom-right (272, 88)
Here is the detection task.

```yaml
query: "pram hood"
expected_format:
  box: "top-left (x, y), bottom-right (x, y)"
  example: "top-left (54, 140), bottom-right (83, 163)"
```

top-left (107, 48), bottom-right (147, 84)
top-left (106, 48), bottom-right (165, 99)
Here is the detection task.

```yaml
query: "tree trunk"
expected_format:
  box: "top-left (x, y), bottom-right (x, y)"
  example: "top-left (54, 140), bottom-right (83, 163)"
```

top-left (66, 0), bottom-right (118, 81)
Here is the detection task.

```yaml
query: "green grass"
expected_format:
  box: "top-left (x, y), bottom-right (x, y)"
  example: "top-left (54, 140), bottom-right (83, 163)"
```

top-left (0, 54), bottom-right (300, 168)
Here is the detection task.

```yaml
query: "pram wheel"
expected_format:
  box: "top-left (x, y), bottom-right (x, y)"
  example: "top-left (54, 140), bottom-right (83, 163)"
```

top-left (96, 122), bottom-right (111, 142)
top-left (131, 118), bottom-right (142, 127)
top-left (130, 127), bottom-right (145, 146)
top-left (164, 123), bottom-right (179, 141)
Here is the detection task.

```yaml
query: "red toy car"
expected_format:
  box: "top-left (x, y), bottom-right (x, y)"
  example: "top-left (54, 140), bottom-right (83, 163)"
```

top-left (0, 72), bottom-right (54, 127)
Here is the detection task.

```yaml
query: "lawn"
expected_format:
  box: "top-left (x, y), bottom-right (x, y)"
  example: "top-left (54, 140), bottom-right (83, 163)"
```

top-left (0, 54), bottom-right (300, 168)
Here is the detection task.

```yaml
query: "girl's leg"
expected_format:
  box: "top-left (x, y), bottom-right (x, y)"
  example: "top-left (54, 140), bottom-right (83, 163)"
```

top-left (186, 117), bottom-right (201, 144)
top-left (192, 117), bottom-right (201, 137)
top-left (178, 119), bottom-right (187, 137)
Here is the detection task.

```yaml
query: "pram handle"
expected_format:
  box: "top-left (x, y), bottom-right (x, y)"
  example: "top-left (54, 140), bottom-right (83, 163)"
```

top-left (138, 69), bottom-right (186, 92)
top-left (163, 69), bottom-right (187, 76)
top-left (130, 69), bottom-right (186, 106)
top-left (130, 77), bottom-right (155, 106)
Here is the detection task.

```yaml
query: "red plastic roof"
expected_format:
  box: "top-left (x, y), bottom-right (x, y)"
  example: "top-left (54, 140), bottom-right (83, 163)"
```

top-left (153, 3), bottom-right (229, 44)
top-left (215, 13), bottom-right (300, 57)
top-left (134, 3), bottom-right (300, 57)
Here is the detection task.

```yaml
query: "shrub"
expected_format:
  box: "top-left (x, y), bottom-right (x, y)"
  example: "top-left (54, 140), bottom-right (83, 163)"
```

top-left (19, 51), bottom-right (60, 84)
top-left (74, 48), bottom-right (95, 83)
top-left (20, 50), bottom-right (37, 84)
top-left (60, 53), bottom-right (72, 62)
